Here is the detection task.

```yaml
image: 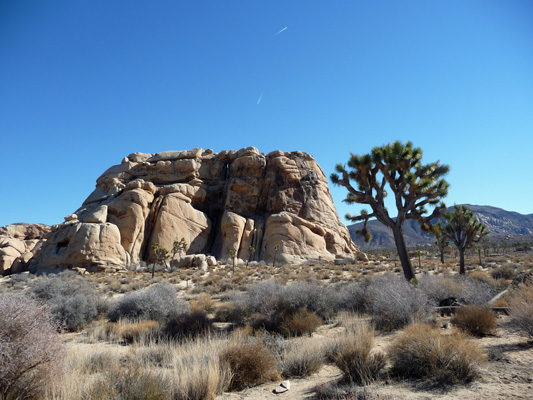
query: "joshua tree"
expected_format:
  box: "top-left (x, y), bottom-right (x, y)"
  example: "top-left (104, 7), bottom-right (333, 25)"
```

top-left (246, 245), bottom-right (256, 267)
top-left (151, 243), bottom-right (170, 279)
top-left (229, 249), bottom-right (237, 272)
top-left (273, 244), bottom-right (281, 267)
top-left (442, 205), bottom-right (489, 274)
top-left (433, 220), bottom-right (449, 264)
top-left (331, 141), bottom-right (450, 281)
top-left (171, 238), bottom-right (188, 260)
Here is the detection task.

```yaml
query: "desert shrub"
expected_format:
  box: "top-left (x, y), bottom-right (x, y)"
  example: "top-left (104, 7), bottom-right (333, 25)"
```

top-left (280, 339), bottom-right (325, 378)
top-left (117, 320), bottom-right (160, 344)
top-left (366, 273), bottom-right (431, 331)
top-left (189, 293), bottom-right (215, 313)
top-left (331, 321), bottom-right (386, 385)
top-left (314, 382), bottom-right (390, 400)
top-left (491, 265), bottom-right (520, 280)
top-left (279, 307), bottom-right (322, 337)
top-left (419, 274), bottom-right (497, 306)
top-left (107, 282), bottom-right (189, 322)
top-left (163, 311), bottom-right (212, 340)
top-left (29, 272), bottom-right (105, 331)
top-left (419, 274), bottom-right (463, 304)
top-left (451, 306), bottom-right (496, 337)
top-left (468, 271), bottom-right (500, 290)
top-left (220, 339), bottom-right (280, 391)
top-left (388, 323), bottom-right (485, 384)
top-left (85, 365), bottom-right (171, 400)
top-left (0, 293), bottom-right (65, 400)
top-left (332, 282), bottom-right (367, 313)
top-left (507, 283), bottom-right (533, 337)
top-left (458, 277), bottom-right (497, 305)
top-left (280, 281), bottom-right (339, 319)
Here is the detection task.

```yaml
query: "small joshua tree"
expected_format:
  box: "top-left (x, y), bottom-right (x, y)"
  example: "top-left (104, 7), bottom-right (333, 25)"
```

top-left (171, 238), bottom-right (188, 260)
top-left (443, 205), bottom-right (489, 275)
top-left (229, 248), bottom-right (237, 272)
top-left (273, 244), bottom-right (280, 267)
top-left (331, 141), bottom-right (450, 281)
top-left (246, 245), bottom-right (256, 267)
top-left (433, 220), bottom-right (449, 264)
top-left (151, 243), bottom-right (170, 278)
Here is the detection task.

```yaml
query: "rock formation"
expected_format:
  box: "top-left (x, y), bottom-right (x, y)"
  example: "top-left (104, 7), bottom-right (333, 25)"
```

top-left (30, 147), bottom-right (361, 271)
top-left (0, 223), bottom-right (51, 275)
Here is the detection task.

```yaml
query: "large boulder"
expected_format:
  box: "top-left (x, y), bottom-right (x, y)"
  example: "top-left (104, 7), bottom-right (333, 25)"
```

top-left (29, 147), bottom-right (361, 270)
top-left (0, 223), bottom-right (51, 275)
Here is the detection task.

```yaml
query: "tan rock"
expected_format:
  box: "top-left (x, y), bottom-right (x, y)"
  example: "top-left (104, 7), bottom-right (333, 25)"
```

top-left (33, 223), bottom-right (129, 269)
top-left (220, 211), bottom-right (246, 261)
top-left (147, 193), bottom-right (211, 262)
top-left (29, 147), bottom-right (362, 271)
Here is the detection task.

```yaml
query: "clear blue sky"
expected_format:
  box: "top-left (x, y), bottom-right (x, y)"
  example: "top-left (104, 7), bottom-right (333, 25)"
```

top-left (1, 1), bottom-right (532, 227)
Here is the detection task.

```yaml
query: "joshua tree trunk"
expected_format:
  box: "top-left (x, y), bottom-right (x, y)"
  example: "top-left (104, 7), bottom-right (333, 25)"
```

top-left (392, 226), bottom-right (416, 281)
top-left (459, 249), bottom-right (466, 275)
top-left (440, 250), bottom-right (444, 264)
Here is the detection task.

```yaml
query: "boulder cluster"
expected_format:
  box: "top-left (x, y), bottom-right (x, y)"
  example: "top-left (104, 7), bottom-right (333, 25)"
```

top-left (1, 147), bottom-right (362, 274)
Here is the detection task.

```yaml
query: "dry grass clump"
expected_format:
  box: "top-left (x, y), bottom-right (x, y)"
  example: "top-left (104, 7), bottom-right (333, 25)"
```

top-left (117, 320), bottom-right (160, 344)
top-left (280, 338), bottom-right (326, 378)
top-left (507, 283), bottom-right (533, 337)
top-left (331, 321), bottom-right (386, 385)
top-left (388, 323), bottom-right (485, 385)
top-left (279, 307), bottom-right (323, 337)
top-left (220, 338), bottom-right (280, 391)
top-left (171, 338), bottom-right (232, 400)
top-left (0, 293), bottom-right (66, 400)
top-left (314, 381), bottom-right (391, 400)
top-left (451, 306), bottom-right (496, 337)
top-left (84, 365), bottom-right (171, 400)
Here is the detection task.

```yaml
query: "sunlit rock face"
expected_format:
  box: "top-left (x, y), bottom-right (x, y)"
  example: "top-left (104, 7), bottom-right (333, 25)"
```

top-left (32, 147), bottom-right (361, 270)
top-left (0, 223), bottom-right (50, 275)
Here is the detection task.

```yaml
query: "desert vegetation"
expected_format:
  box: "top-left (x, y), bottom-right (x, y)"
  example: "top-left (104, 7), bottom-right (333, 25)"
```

top-left (1, 247), bottom-right (532, 399)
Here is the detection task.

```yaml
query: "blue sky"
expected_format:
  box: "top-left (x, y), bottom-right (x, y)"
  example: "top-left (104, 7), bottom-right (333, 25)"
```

top-left (1, 1), bottom-right (532, 227)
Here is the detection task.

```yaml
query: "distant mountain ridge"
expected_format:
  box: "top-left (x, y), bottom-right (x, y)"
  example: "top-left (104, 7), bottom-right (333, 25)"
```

top-left (347, 204), bottom-right (533, 249)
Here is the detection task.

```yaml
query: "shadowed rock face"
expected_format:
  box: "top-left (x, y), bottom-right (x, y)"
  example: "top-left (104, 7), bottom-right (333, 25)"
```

top-left (32, 147), bottom-right (360, 270)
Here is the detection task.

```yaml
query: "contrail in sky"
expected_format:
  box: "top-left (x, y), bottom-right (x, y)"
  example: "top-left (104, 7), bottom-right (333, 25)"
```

top-left (272, 27), bottom-right (287, 37)
top-left (257, 91), bottom-right (264, 105)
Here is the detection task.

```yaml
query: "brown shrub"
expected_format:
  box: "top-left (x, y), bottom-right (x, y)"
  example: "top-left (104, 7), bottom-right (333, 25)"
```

top-left (118, 320), bottom-right (160, 344)
top-left (332, 322), bottom-right (386, 385)
top-left (508, 283), bottom-right (533, 337)
top-left (451, 306), bottom-right (496, 337)
top-left (279, 308), bottom-right (323, 337)
top-left (388, 323), bottom-right (485, 384)
top-left (220, 340), bottom-right (280, 391)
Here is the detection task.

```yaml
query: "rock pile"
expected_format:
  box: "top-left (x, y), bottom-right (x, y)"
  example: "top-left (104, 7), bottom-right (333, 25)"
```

top-left (0, 223), bottom-right (50, 275)
top-left (25, 147), bottom-right (361, 271)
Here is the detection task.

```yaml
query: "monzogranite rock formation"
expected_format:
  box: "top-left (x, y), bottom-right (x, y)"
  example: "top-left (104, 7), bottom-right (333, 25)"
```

top-left (31, 147), bottom-right (360, 271)
top-left (0, 223), bottom-right (51, 275)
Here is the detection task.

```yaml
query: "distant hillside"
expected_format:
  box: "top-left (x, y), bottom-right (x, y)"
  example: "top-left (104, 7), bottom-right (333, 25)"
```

top-left (348, 205), bottom-right (533, 249)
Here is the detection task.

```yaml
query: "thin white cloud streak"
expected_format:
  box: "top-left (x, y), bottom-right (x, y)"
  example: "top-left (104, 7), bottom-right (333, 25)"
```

top-left (257, 91), bottom-right (264, 105)
top-left (272, 27), bottom-right (287, 37)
